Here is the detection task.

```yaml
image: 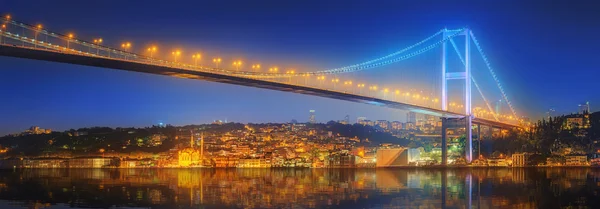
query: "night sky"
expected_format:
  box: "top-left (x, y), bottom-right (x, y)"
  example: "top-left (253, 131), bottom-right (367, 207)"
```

top-left (1, 1), bottom-right (599, 135)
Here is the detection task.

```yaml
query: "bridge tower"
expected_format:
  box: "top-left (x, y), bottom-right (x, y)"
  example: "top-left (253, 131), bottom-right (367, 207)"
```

top-left (441, 28), bottom-right (473, 164)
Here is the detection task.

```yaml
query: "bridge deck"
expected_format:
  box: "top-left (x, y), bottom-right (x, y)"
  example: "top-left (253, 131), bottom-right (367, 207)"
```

top-left (0, 45), bottom-right (518, 128)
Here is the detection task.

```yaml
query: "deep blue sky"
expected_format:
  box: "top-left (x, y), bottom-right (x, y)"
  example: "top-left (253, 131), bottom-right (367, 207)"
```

top-left (1, 1), bottom-right (599, 135)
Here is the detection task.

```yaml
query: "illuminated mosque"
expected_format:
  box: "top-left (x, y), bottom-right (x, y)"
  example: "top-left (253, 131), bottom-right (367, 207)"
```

top-left (178, 132), bottom-right (204, 167)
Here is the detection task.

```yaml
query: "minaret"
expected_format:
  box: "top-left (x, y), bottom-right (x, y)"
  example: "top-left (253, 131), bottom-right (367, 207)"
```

top-left (190, 130), bottom-right (194, 148)
top-left (200, 132), bottom-right (204, 166)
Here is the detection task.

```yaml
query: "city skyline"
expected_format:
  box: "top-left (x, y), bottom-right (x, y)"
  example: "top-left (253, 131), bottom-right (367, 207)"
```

top-left (1, 1), bottom-right (599, 135)
top-left (7, 110), bottom-right (432, 136)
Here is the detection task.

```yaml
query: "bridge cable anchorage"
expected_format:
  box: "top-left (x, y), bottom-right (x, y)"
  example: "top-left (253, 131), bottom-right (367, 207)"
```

top-left (448, 38), bottom-right (499, 121)
top-left (469, 31), bottom-right (519, 120)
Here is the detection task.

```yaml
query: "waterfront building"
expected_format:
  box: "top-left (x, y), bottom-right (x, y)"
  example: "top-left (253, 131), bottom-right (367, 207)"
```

top-left (24, 158), bottom-right (68, 168)
top-left (355, 154), bottom-right (376, 168)
top-left (69, 157), bottom-right (113, 168)
top-left (590, 158), bottom-right (600, 166)
top-left (512, 153), bottom-right (528, 167)
top-left (565, 156), bottom-right (588, 166)
top-left (487, 158), bottom-right (509, 167)
top-left (214, 156), bottom-right (239, 167)
top-left (376, 148), bottom-right (409, 167)
top-left (238, 158), bottom-right (271, 168)
top-left (120, 158), bottom-right (156, 168)
top-left (546, 158), bottom-right (563, 166)
top-left (327, 153), bottom-right (355, 168)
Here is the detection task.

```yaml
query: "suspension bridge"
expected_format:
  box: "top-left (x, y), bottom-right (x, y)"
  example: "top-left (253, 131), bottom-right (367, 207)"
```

top-left (0, 15), bottom-right (529, 164)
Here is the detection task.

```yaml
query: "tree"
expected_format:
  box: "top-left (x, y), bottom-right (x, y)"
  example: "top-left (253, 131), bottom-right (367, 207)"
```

top-left (423, 144), bottom-right (433, 152)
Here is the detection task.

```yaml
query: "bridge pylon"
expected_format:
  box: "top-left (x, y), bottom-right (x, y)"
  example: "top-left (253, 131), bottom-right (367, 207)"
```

top-left (441, 28), bottom-right (473, 164)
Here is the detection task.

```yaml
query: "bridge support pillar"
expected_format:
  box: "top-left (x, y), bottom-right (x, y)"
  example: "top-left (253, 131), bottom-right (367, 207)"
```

top-left (464, 28), bottom-right (473, 164)
top-left (466, 116), bottom-right (473, 163)
top-left (442, 117), bottom-right (474, 164)
top-left (441, 28), bottom-right (448, 111)
top-left (477, 124), bottom-right (481, 160)
top-left (441, 118), bottom-right (448, 166)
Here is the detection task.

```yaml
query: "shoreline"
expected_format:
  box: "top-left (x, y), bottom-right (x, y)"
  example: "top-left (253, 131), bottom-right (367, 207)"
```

top-left (0, 165), bottom-right (597, 169)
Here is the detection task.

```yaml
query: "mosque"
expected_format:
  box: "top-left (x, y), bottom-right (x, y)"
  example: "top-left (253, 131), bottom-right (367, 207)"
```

top-left (178, 132), bottom-right (204, 167)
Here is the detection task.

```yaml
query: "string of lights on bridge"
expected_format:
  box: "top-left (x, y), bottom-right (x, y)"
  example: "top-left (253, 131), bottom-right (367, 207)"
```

top-left (0, 14), bottom-right (526, 126)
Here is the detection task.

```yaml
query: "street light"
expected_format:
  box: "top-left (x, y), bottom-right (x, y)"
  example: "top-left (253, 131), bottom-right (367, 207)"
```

top-left (0, 24), bottom-right (5, 44)
top-left (331, 78), bottom-right (339, 89)
top-left (121, 42), bottom-right (131, 51)
top-left (212, 58), bottom-right (222, 68)
top-left (268, 67), bottom-right (278, 73)
top-left (1, 15), bottom-right (8, 45)
top-left (369, 85), bottom-right (378, 97)
top-left (317, 76), bottom-right (326, 87)
top-left (121, 42), bottom-right (131, 60)
top-left (450, 102), bottom-right (456, 111)
top-left (285, 70), bottom-right (296, 83)
top-left (147, 46), bottom-right (157, 58)
top-left (357, 83), bottom-right (365, 94)
top-left (93, 38), bottom-right (103, 55)
top-left (413, 94), bottom-right (421, 105)
top-left (232, 60), bottom-right (242, 70)
top-left (66, 33), bottom-right (74, 50)
top-left (289, 70), bottom-right (296, 83)
top-left (172, 50), bottom-right (181, 62)
top-left (383, 88), bottom-right (389, 99)
top-left (192, 53), bottom-right (201, 66)
top-left (34, 24), bottom-right (42, 48)
top-left (252, 64), bottom-right (261, 71)
top-left (303, 74), bottom-right (311, 85)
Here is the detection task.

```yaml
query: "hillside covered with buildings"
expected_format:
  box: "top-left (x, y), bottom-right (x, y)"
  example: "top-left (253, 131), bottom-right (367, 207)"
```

top-left (0, 110), bottom-right (597, 168)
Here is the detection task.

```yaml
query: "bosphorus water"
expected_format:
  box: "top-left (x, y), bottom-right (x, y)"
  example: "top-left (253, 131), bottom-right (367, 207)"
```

top-left (0, 168), bottom-right (598, 209)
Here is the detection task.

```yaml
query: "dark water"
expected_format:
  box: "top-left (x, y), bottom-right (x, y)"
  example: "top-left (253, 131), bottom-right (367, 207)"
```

top-left (0, 168), bottom-right (598, 209)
